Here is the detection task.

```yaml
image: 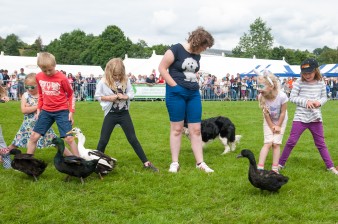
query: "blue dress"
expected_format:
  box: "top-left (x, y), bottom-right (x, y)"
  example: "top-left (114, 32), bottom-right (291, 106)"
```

top-left (11, 92), bottom-right (57, 149)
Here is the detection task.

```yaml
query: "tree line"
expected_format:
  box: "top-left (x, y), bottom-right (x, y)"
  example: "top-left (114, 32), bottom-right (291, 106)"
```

top-left (1, 18), bottom-right (337, 69)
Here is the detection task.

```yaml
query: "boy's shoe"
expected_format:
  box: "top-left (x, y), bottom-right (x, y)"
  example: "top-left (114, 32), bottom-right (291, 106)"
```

top-left (168, 162), bottom-right (180, 173)
top-left (196, 162), bottom-right (214, 173)
top-left (328, 167), bottom-right (338, 175)
top-left (144, 162), bottom-right (159, 172)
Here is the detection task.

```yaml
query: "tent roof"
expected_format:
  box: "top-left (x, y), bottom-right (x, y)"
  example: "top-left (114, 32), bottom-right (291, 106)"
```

top-left (320, 64), bottom-right (338, 77)
top-left (0, 54), bottom-right (104, 77)
top-left (123, 53), bottom-right (163, 76)
top-left (241, 64), bottom-right (299, 78)
top-left (200, 55), bottom-right (289, 78)
top-left (124, 52), bottom-right (290, 80)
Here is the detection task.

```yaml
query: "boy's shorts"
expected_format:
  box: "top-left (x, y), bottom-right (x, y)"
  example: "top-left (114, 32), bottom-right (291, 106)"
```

top-left (165, 84), bottom-right (201, 123)
top-left (33, 110), bottom-right (72, 138)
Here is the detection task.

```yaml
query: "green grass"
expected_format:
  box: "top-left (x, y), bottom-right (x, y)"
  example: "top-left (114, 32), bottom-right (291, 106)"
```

top-left (0, 100), bottom-right (337, 224)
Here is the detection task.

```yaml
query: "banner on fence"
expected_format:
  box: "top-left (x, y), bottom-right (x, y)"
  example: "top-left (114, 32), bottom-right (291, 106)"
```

top-left (132, 84), bottom-right (165, 99)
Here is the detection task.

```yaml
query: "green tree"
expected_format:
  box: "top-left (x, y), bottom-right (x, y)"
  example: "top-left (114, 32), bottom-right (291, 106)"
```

top-left (232, 17), bottom-right (273, 59)
top-left (127, 39), bottom-right (150, 58)
top-left (3, 34), bottom-right (23, 56)
top-left (21, 36), bottom-right (44, 56)
top-left (317, 47), bottom-right (338, 64)
top-left (150, 44), bottom-right (170, 55)
top-left (94, 25), bottom-right (132, 67)
top-left (270, 46), bottom-right (287, 60)
top-left (0, 36), bottom-right (4, 52)
top-left (292, 49), bottom-right (314, 65)
top-left (32, 36), bottom-right (44, 52)
top-left (45, 30), bottom-right (95, 65)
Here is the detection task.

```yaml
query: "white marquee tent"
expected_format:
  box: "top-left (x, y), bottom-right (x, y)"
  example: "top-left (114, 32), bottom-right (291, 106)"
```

top-left (123, 51), bottom-right (293, 80)
top-left (241, 64), bottom-right (299, 78)
top-left (3, 51), bottom-right (336, 80)
top-left (320, 64), bottom-right (338, 77)
top-left (0, 53), bottom-right (104, 77)
top-left (123, 52), bottom-right (163, 77)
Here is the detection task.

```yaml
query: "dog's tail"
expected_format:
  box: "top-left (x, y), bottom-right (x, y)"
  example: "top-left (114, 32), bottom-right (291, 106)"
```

top-left (235, 135), bottom-right (242, 143)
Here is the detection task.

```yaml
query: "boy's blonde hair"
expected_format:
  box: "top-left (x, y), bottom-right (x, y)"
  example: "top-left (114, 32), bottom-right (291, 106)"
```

top-left (257, 71), bottom-right (280, 112)
top-left (37, 52), bottom-right (56, 69)
top-left (104, 58), bottom-right (128, 92)
top-left (25, 73), bottom-right (37, 85)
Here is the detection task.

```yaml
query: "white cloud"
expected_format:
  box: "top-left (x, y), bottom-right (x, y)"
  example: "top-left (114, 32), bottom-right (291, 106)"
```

top-left (152, 10), bottom-right (178, 28)
top-left (0, 0), bottom-right (338, 52)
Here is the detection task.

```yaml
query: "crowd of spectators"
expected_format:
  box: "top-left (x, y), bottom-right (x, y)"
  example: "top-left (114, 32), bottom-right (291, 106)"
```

top-left (127, 69), bottom-right (166, 86)
top-left (2, 67), bottom-right (338, 101)
top-left (198, 72), bottom-right (258, 101)
top-left (198, 72), bottom-right (338, 101)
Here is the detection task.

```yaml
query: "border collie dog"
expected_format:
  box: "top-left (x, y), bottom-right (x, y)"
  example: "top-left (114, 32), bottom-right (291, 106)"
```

top-left (183, 116), bottom-right (242, 154)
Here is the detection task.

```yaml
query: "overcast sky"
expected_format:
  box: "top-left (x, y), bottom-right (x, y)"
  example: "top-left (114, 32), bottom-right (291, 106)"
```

top-left (1, 0), bottom-right (338, 52)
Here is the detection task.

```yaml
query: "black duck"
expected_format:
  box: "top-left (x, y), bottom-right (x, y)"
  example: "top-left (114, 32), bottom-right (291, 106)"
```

top-left (67, 127), bottom-right (117, 177)
top-left (237, 149), bottom-right (289, 192)
top-left (52, 137), bottom-right (100, 184)
top-left (11, 149), bottom-right (47, 181)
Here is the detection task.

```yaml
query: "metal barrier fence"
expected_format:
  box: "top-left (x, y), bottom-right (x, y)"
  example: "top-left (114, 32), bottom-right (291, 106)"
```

top-left (200, 87), bottom-right (258, 101)
top-left (4, 81), bottom-right (257, 101)
top-left (3, 81), bottom-right (97, 101)
top-left (4, 80), bottom-right (336, 101)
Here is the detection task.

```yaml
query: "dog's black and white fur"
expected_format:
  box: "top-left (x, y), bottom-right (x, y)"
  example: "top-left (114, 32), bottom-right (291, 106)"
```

top-left (183, 116), bottom-right (242, 154)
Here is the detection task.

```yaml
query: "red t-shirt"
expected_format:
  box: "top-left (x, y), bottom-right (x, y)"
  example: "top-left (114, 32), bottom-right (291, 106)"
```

top-left (36, 71), bottom-right (75, 112)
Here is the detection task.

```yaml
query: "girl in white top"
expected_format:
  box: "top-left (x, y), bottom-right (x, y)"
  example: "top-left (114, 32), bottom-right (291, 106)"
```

top-left (256, 70), bottom-right (288, 173)
top-left (95, 58), bottom-right (158, 172)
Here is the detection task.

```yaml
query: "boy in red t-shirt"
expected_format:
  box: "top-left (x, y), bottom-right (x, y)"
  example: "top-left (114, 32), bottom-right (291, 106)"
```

top-left (27, 52), bottom-right (79, 156)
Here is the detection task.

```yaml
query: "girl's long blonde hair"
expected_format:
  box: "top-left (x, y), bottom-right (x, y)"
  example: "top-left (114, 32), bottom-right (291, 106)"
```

top-left (257, 71), bottom-right (280, 113)
top-left (104, 58), bottom-right (128, 92)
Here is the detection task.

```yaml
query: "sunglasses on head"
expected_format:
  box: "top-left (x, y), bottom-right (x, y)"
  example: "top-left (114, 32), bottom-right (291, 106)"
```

top-left (25, 85), bottom-right (37, 90)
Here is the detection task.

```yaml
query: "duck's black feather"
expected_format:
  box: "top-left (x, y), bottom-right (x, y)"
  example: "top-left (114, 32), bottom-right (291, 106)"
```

top-left (11, 151), bottom-right (47, 181)
top-left (52, 137), bottom-right (99, 184)
top-left (88, 151), bottom-right (116, 168)
top-left (68, 127), bottom-right (117, 176)
top-left (237, 149), bottom-right (289, 192)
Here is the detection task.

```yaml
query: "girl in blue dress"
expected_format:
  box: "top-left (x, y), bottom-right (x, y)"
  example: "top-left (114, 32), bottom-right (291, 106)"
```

top-left (7, 73), bottom-right (57, 152)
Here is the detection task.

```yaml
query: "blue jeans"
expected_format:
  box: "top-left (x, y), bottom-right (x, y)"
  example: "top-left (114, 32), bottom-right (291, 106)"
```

top-left (251, 89), bottom-right (257, 100)
top-left (231, 89), bottom-right (237, 100)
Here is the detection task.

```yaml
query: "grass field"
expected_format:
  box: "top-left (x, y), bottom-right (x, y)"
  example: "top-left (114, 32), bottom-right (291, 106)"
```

top-left (0, 100), bottom-right (337, 224)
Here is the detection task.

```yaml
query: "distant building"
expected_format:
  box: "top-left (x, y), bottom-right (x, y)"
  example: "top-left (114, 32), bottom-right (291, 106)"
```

top-left (204, 48), bottom-right (232, 56)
